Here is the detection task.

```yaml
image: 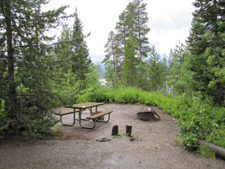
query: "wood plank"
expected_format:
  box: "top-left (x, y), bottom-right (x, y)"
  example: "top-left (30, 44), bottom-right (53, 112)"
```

top-left (87, 110), bottom-right (112, 119)
top-left (55, 109), bottom-right (80, 116)
top-left (71, 102), bottom-right (104, 109)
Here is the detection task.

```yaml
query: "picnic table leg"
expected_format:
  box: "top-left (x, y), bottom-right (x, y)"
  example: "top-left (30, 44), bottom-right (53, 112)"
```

top-left (78, 111), bottom-right (96, 129)
top-left (60, 112), bottom-right (76, 126)
top-left (88, 107), bottom-right (93, 115)
top-left (96, 113), bottom-right (111, 123)
top-left (95, 106), bottom-right (105, 122)
top-left (95, 106), bottom-right (97, 115)
top-left (76, 109), bottom-right (90, 121)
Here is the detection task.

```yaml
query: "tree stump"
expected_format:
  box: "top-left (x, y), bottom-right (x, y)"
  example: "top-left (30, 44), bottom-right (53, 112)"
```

top-left (111, 125), bottom-right (118, 135)
top-left (126, 125), bottom-right (132, 136)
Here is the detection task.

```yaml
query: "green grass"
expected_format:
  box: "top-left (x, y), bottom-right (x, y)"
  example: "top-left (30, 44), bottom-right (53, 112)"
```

top-left (198, 145), bottom-right (215, 158)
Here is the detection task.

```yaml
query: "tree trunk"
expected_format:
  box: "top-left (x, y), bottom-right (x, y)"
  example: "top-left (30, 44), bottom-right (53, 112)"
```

top-left (6, 2), bottom-right (16, 117)
top-left (140, 50), bottom-right (143, 89)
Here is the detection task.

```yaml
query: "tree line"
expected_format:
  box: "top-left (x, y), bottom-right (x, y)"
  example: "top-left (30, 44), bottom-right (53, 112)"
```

top-left (102, 0), bottom-right (168, 91)
top-left (103, 0), bottom-right (225, 106)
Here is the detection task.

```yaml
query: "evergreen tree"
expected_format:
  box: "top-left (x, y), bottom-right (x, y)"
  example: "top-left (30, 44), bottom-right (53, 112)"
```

top-left (103, 61), bottom-right (120, 88)
top-left (159, 56), bottom-right (169, 91)
top-left (113, 34), bottom-right (123, 79)
top-left (102, 31), bottom-right (123, 81)
top-left (115, 11), bottom-right (127, 48)
top-left (125, 1), bottom-right (136, 38)
top-left (148, 46), bottom-right (163, 91)
top-left (114, 0), bottom-right (150, 87)
top-left (133, 0), bottom-right (151, 88)
top-left (71, 8), bottom-right (91, 83)
top-left (187, 0), bottom-right (225, 104)
top-left (54, 24), bottom-right (76, 89)
top-left (167, 43), bottom-right (195, 95)
top-left (54, 8), bottom-right (91, 90)
top-left (205, 26), bottom-right (225, 89)
top-left (0, 0), bottom-right (70, 136)
top-left (102, 31), bottom-right (118, 73)
top-left (142, 60), bottom-right (151, 91)
top-left (121, 35), bottom-right (139, 87)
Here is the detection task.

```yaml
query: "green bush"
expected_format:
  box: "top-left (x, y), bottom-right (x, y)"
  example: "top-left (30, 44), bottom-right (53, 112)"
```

top-left (0, 99), bottom-right (8, 138)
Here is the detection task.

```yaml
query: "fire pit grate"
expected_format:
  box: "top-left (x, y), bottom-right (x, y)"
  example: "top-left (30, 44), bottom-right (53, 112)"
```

top-left (137, 108), bottom-right (160, 121)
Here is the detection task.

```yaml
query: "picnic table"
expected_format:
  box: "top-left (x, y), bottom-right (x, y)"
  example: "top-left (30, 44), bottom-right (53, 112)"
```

top-left (55, 102), bottom-right (113, 129)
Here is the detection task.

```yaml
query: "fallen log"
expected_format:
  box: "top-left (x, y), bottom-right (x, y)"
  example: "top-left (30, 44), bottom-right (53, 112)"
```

top-left (198, 140), bottom-right (225, 160)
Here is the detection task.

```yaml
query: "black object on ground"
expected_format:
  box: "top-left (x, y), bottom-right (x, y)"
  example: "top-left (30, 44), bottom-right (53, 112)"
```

top-left (112, 125), bottom-right (119, 135)
top-left (137, 108), bottom-right (160, 121)
top-left (126, 125), bottom-right (132, 136)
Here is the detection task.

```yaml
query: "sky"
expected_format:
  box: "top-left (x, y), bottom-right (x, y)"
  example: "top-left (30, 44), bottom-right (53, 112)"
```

top-left (44, 0), bottom-right (196, 63)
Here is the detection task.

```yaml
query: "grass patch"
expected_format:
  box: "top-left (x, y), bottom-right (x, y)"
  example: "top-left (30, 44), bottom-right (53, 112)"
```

top-left (198, 145), bottom-right (215, 158)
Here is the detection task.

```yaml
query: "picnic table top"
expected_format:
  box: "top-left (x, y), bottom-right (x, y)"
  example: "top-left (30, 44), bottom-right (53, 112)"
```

top-left (69, 102), bottom-right (104, 109)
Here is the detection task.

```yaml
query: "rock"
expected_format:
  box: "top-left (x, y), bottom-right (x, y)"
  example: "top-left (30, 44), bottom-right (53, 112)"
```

top-left (176, 139), bottom-right (185, 147)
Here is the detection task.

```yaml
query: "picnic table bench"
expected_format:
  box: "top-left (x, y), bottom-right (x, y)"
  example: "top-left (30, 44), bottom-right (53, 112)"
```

top-left (55, 109), bottom-right (80, 126)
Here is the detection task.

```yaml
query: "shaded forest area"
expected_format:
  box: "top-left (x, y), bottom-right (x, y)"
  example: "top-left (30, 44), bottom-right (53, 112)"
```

top-left (0, 0), bottom-right (225, 154)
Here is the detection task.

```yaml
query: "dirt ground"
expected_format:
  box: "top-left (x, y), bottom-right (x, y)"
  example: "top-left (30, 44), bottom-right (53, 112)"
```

top-left (0, 103), bottom-right (225, 169)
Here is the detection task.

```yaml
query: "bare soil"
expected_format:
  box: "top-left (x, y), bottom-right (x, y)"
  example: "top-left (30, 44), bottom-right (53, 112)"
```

top-left (0, 103), bottom-right (225, 169)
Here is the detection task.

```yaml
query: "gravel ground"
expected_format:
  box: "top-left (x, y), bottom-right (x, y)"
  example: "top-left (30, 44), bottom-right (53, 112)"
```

top-left (0, 103), bottom-right (224, 169)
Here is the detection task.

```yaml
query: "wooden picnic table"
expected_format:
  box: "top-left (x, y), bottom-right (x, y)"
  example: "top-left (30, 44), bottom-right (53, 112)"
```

top-left (55, 102), bottom-right (113, 129)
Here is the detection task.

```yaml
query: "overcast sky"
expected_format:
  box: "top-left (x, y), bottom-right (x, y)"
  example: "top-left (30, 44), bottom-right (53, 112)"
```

top-left (45, 0), bottom-right (196, 63)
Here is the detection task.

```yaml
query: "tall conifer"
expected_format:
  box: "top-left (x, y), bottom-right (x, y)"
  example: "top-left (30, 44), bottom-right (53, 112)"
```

top-left (122, 35), bottom-right (139, 87)
top-left (0, 0), bottom-right (70, 136)
top-left (187, 0), bottom-right (225, 104)
top-left (71, 8), bottom-right (91, 82)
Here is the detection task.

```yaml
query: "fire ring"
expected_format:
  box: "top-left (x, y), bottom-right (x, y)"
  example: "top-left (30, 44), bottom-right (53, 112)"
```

top-left (137, 108), bottom-right (160, 121)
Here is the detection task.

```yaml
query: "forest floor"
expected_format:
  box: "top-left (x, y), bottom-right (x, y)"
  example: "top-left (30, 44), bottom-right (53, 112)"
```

top-left (0, 103), bottom-right (225, 168)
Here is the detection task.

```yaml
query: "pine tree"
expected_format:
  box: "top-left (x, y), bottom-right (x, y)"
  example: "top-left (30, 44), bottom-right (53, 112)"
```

top-left (115, 11), bottom-right (128, 48)
top-left (148, 46), bottom-right (161, 91)
top-left (54, 24), bottom-right (76, 89)
top-left (121, 35), bottom-right (139, 87)
top-left (114, 0), bottom-right (150, 87)
top-left (0, 0), bottom-right (70, 136)
top-left (102, 31), bottom-right (117, 71)
top-left (113, 34), bottom-right (123, 79)
top-left (167, 43), bottom-right (195, 95)
top-left (71, 8), bottom-right (91, 83)
top-left (142, 60), bottom-right (151, 91)
top-left (159, 56), bottom-right (169, 90)
top-left (102, 31), bottom-right (123, 82)
top-left (103, 61), bottom-right (120, 88)
top-left (187, 0), bottom-right (225, 104)
top-left (54, 8), bottom-right (91, 89)
top-left (133, 0), bottom-right (151, 88)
